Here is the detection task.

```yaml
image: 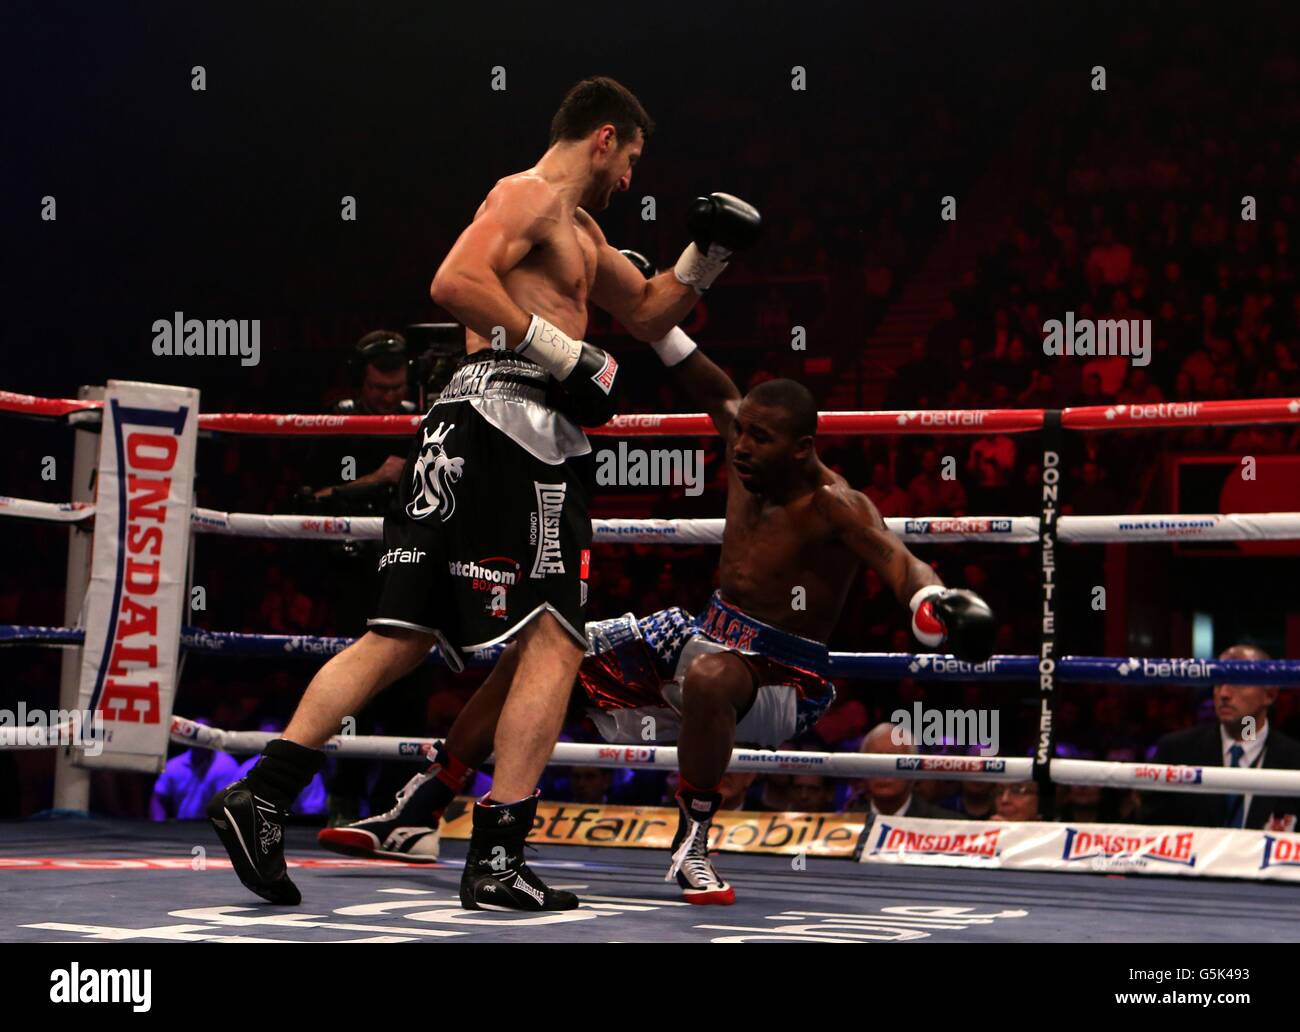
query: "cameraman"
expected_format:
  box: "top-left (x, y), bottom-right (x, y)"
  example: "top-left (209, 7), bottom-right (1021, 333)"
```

top-left (314, 330), bottom-right (417, 505)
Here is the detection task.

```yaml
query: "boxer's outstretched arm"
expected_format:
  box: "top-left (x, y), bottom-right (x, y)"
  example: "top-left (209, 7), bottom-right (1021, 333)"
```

top-left (667, 349), bottom-right (741, 438)
top-left (813, 483), bottom-right (940, 605)
top-left (818, 482), bottom-right (997, 661)
top-left (583, 214), bottom-right (699, 341)
top-left (429, 177), bottom-right (553, 344)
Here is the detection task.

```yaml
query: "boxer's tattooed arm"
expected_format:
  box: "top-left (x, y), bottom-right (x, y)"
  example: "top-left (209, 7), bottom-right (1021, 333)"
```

top-left (814, 484), bottom-right (941, 606)
top-left (668, 350), bottom-right (741, 438)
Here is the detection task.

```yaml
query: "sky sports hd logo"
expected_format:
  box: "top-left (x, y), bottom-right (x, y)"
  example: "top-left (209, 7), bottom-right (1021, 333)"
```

top-left (895, 756), bottom-right (1007, 774)
top-left (904, 518), bottom-right (1013, 534)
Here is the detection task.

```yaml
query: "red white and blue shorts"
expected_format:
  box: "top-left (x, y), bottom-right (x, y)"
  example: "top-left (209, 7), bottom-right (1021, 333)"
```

top-left (577, 591), bottom-right (835, 748)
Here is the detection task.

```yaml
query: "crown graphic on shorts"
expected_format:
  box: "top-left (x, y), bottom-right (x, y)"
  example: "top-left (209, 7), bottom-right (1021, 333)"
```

top-left (423, 421), bottom-right (454, 448)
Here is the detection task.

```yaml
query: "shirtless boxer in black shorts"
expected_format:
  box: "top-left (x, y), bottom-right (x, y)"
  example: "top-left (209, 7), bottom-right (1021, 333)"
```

top-left (208, 79), bottom-right (760, 909)
top-left (321, 254), bottom-right (994, 905)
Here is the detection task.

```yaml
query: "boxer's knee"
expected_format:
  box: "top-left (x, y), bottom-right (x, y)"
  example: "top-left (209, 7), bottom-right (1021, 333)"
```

top-left (683, 652), bottom-right (755, 713)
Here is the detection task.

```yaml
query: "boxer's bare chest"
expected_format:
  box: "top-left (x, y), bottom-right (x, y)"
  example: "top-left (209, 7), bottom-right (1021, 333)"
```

top-left (524, 214), bottom-right (597, 296)
top-left (500, 213), bottom-right (598, 337)
top-left (718, 487), bottom-right (859, 638)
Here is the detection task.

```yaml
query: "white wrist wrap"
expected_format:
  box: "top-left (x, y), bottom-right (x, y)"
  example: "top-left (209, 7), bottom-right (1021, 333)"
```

top-left (674, 242), bottom-right (730, 293)
top-left (516, 314), bottom-right (581, 379)
top-left (649, 326), bottom-right (698, 367)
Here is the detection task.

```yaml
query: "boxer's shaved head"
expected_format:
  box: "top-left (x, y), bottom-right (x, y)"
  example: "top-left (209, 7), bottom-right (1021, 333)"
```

top-left (549, 76), bottom-right (654, 147)
top-left (745, 378), bottom-right (818, 439)
top-left (731, 379), bottom-right (819, 496)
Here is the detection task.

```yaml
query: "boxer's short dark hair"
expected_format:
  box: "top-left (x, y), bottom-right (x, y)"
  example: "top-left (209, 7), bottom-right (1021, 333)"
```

top-left (747, 379), bottom-right (818, 439)
top-left (550, 76), bottom-right (654, 147)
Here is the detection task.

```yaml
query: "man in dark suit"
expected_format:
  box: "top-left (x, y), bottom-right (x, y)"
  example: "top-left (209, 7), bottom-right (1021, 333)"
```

top-left (1141, 644), bottom-right (1300, 831)
top-left (846, 722), bottom-right (962, 819)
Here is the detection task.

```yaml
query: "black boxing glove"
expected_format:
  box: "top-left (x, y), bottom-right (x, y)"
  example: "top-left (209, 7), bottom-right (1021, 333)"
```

top-left (618, 248), bottom-right (656, 280)
top-left (909, 586), bottom-right (996, 663)
top-left (516, 314), bottom-right (620, 426)
top-left (674, 192), bottom-right (762, 293)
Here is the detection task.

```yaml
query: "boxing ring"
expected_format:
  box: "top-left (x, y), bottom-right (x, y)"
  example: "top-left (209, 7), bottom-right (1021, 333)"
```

top-left (4, 387), bottom-right (1300, 943)
top-left (6, 820), bottom-right (1300, 943)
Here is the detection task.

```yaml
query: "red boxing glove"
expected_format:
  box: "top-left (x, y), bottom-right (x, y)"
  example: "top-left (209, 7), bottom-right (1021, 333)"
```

top-left (910, 586), bottom-right (947, 648)
top-left (910, 586), bottom-right (997, 663)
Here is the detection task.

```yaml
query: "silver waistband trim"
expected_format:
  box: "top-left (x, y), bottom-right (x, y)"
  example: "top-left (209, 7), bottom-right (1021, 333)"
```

top-left (469, 397), bottom-right (591, 464)
top-left (433, 355), bottom-right (589, 463)
top-left (435, 356), bottom-right (549, 405)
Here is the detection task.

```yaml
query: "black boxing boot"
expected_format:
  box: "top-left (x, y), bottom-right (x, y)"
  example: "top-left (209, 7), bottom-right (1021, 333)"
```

top-left (207, 738), bottom-right (325, 905)
top-left (459, 793), bottom-right (579, 911)
top-left (666, 783), bottom-right (735, 905)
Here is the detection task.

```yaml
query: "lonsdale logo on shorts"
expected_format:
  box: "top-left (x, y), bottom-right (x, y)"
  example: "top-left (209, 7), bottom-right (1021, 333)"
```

top-left (530, 482), bottom-right (566, 577)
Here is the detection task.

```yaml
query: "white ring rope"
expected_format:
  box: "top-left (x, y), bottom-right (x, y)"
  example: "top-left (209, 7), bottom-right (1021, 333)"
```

top-left (165, 719), bottom-right (1300, 797)
top-left (5, 495), bottom-right (1300, 544)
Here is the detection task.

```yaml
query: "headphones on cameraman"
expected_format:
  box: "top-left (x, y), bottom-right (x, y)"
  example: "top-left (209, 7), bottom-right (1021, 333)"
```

top-left (348, 330), bottom-right (409, 386)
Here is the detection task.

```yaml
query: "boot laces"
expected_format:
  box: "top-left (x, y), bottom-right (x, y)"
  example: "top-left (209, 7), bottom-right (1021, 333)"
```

top-left (667, 817), bottom-right (718, 885)
top-left (372, 769), bottom-right (432, 822)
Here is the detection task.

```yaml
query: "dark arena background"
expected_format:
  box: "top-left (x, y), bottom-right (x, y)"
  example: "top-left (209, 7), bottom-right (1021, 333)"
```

top-left (2, 0), bottom-right (1300, 997)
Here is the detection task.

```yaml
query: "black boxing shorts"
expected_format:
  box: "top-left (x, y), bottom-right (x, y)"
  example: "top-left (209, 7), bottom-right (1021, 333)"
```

top-left (368, 351), bottom-right (595, 670)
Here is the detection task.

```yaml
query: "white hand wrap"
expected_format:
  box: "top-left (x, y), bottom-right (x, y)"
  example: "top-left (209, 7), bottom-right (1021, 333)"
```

top-left (516, 314), bottom-right (581, 379)
top-left (674, 242), bottom-right (730, 293)
top-left (649, 326), bottom-right (698, 367)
